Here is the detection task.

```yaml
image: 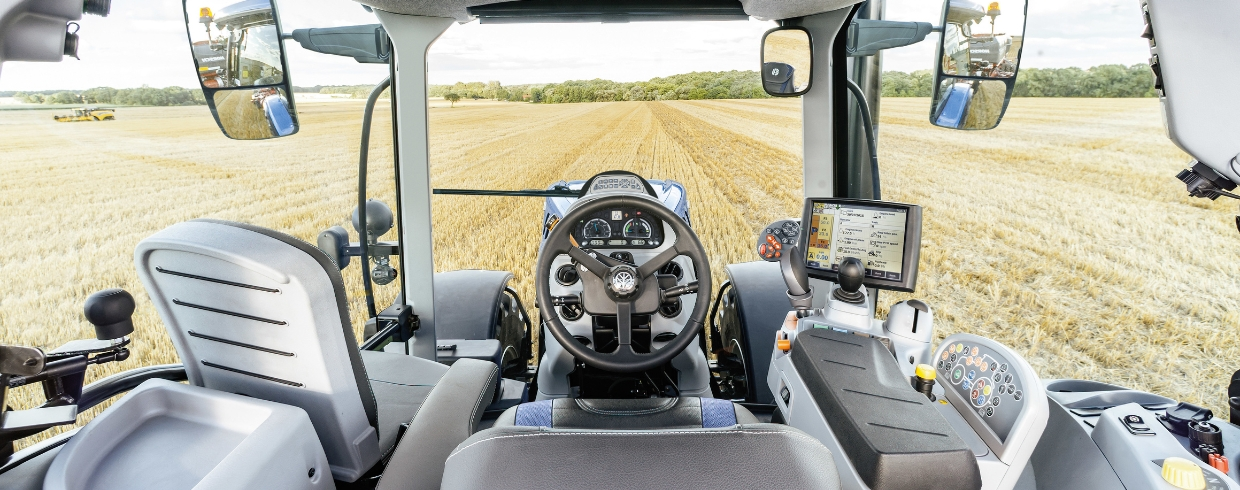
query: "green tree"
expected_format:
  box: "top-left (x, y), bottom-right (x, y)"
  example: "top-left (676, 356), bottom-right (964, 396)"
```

top-left (444, 92), bottom-right (461, 107)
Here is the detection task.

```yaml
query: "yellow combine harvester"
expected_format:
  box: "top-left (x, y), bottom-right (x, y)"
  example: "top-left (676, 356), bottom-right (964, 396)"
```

top-left (52, 107), bottom-right (115, 122)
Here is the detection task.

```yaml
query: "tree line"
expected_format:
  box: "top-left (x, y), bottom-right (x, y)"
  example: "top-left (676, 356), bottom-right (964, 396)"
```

top-left (10, 86), bottom-right (206, 106)
top-left (883, 64), bottom-right (1157, 98)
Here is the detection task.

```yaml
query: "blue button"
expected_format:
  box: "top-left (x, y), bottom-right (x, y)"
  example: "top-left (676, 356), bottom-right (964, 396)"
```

top-left (967, 370), bottom-right (976, 380)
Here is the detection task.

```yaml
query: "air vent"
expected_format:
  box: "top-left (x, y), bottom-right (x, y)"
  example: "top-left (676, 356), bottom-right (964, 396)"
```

top-left (561, 304), bottom-right (584, 321)
top-left (659, 299), bottom-right (682, 318)
top-left (658, 261), bottom-right (683, 280)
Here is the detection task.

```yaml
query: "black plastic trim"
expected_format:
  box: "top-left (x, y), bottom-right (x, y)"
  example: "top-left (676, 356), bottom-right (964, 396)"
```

top-left (156, 266), bottom-right (281, 293)
top-left (202, 360), bottom-right (303, 387)
top-left (188, 330), bottom-right (294, 356)
top-left (172, 298), bottom-right (287, 325)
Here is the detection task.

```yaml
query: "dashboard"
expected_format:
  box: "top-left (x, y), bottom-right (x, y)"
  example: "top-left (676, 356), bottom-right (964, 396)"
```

top-left (571, 207), bottom-right (665, 249)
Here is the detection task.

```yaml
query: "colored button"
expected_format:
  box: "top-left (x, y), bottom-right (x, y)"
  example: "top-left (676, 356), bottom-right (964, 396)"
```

top-left (983, 385), bottom-right (992, 396)
top-left (951, 367), bottom-right (964, 382)
top-left (966, 357), bottom-right (974, 366)
top-left (773, 242), bottom-right (782, 250)
top-left (758, 244), bottom-right (768, 255)
top-left (971, 346), bottom-right (979, 356)
top-left (981, 362), bottom-right (989, 372)
top-left (968, 370), bottom-right (976, 380)
top-left (1161, 457), bottom-right (1206, 490)
top-left (941, 351), bottom-right (949, 361)
top-left (915, 364), bottom-right (936, 380)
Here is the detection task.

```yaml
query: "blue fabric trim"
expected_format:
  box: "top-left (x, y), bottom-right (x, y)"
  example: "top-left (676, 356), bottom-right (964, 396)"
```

top-left (513, 399), bottom-right (554, 427)
top-left (700, 398), bottom-right (737, 428)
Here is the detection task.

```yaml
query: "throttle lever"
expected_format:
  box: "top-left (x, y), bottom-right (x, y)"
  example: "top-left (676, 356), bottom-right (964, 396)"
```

top-left (781, 245), bottom-right (813, 310)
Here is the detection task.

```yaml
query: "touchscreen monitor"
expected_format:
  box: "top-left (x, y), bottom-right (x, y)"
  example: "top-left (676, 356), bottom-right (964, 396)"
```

top-left (800, 199), bottom-right (922, 292)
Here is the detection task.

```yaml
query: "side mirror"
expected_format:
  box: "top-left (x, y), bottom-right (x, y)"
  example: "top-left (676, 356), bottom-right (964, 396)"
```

top-left (183, 0), bottom-right (298, 139)
top-left (761, 27), bottom-right (813, 97)
top-left (929, 0), bottom-right (1027, 130)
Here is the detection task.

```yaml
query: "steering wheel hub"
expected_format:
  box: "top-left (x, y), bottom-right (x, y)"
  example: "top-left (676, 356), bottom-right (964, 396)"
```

top-left (606, 265), bottom-right (641, 298)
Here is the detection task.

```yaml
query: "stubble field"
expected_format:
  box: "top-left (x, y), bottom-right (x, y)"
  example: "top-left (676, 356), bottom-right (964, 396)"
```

top-left (2, 97), bottom-right (1238, 447)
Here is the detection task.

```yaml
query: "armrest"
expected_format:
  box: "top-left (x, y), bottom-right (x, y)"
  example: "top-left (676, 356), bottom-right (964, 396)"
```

top-left (376, 358), bottom-right (498, 490)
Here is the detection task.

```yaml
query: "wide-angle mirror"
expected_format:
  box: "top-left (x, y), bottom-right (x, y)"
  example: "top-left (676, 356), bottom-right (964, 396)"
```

top-left (760, 27), bottom-right (813, 97)
top-left (183, 0), bottom-right (298, 139)
top-left (930, 0), bottom-right (1027, 130)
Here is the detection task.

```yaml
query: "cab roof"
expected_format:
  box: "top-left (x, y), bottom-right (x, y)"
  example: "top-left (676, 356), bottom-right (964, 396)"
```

top-left (354, 0), bottom-right (864, 23)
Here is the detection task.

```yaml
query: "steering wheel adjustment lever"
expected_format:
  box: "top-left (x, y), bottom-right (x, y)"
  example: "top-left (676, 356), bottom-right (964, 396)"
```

top-left (660, 281), bottom-right (699, 302)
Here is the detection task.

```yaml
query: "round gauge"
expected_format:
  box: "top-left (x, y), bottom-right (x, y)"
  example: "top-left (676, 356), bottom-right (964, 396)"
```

top-left (581, 218), bottom-right (612, 239)
top-left (623, 218), bottom-right (652, 239)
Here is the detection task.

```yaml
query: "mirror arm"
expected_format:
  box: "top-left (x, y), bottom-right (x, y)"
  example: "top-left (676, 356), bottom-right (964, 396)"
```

top-left (288, 25), bottom-right (391, 64)
top-left (846, 19), bottom-right (934, 57)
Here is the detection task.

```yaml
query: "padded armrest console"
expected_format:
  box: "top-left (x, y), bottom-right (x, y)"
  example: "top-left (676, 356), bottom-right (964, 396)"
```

top-left (791, 329), bottom-right (981, 489)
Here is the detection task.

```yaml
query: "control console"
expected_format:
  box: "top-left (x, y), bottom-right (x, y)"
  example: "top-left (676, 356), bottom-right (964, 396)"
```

top-left (931, 333), bottom-right (1048, 489)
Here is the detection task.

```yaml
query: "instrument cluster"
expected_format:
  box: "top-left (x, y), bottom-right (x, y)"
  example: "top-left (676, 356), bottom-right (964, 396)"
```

top-left (573, 207), bottom-right (665, 249)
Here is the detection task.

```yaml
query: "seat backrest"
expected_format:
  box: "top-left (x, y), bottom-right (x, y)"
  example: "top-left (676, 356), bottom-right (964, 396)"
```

top-left (135, 219), bottom-right (380, 482)
top-left (442, 424), bottom-right (842, 489)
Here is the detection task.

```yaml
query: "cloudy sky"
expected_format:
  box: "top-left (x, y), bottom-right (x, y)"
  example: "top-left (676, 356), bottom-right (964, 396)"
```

top-left (0, 0), bottom-right (1152, 91)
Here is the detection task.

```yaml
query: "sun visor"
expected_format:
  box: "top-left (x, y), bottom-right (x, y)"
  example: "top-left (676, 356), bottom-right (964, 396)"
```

top-left (740, 0), bottom-right (864, 21)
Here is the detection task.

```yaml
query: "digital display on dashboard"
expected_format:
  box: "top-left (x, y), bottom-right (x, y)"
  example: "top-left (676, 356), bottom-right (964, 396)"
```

top-left (800, 199), bottom-right (922, 292)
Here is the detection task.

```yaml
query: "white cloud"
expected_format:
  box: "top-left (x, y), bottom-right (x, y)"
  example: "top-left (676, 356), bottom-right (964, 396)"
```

top-left (0, 0), bottom-right (1155, 91)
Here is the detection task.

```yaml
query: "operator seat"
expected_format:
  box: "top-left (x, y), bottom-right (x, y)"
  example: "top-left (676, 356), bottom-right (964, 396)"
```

top-left (433, 397), bottom-right (842, 489)
top-left (134, 219), bottom-right (498, 483)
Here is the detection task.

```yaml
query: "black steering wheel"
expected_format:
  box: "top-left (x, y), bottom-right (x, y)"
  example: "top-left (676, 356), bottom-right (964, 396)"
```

top-left (536, 193), bottom-right (711, 373)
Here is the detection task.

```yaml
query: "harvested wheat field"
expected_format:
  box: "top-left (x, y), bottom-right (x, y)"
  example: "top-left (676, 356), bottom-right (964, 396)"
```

top-left (1, 97), bottom-right (1238, 449)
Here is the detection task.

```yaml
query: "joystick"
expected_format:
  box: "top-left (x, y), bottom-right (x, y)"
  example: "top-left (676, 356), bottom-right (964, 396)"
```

top-left (83, 289), bottom-right (135, 340)
top-left (832, 257), bottom-right (866, 304)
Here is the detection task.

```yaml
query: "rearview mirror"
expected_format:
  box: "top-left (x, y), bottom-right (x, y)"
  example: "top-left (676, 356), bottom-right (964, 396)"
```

top-left (761, 27), bottom-right (813, 97)
top-left (929, 0), bottom-right (1027, 130)
top-left (183, 0), bottom-right (298, 139)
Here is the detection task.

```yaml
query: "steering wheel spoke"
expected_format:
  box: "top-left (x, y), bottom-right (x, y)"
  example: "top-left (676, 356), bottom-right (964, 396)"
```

top-left (637, 243), bottom-right (682, 278)
top-left (568, 247), bottom-right (609, 278)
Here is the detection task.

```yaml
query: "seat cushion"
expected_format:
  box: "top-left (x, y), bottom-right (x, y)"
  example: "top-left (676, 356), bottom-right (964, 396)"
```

top-left (494, 397), bottom-right (759, 430)
top-left (442, 424), bottom-right (841, 489)
top-left (360, 350), bottom-right (449, 457)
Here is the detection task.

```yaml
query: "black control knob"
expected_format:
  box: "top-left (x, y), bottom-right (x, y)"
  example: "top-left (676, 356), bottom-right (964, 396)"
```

top-left (1189, 421), bottom-right (1224, 457)
top-left (832, 257), bottom-right (865, 304)
top-left (84, 289), bottom-right (135, 340)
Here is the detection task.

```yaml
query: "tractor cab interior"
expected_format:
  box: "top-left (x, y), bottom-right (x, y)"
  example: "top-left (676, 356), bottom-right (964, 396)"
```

top-left (3, 0), bottom-right (1240, 489)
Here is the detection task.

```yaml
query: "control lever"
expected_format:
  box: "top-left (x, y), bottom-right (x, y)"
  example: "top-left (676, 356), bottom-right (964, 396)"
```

top-left (833, 257), bottom-right (866, 304)
top-left (780, 244), bottom-right (813, 311)
top-left (660, 281), bottom-right (698, 302)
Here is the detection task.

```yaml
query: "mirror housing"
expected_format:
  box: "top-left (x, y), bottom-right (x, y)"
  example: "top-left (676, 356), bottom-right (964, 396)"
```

top-left (929, 0), bottom-right (1028, 130)
top-left (760, 26), bottom-right (813, 97)
top-left (183, 0), bottom-right (298, 139)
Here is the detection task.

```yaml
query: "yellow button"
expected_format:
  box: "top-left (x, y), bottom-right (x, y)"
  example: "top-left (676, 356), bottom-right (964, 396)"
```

top-left (1162, 457), bottom-right (1206, 490)
top-left (983, 385), bottom-right (992, 396)
top-left (915, 364), bottom-right (936, 380)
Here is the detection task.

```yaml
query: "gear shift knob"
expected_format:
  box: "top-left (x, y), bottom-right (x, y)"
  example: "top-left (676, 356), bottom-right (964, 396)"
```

top-left (84, 289), bottom-right (135, 340)
top-left (833, 257), bottom-right (866, 304)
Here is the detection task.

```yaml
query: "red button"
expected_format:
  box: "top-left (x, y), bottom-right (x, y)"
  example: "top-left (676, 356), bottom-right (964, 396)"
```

top-left (773, 242), bottom-right (782, 251)
top-left (774, 251), bottom-right (781, 258)
top-left (758, 244), bottom-right (768, 255)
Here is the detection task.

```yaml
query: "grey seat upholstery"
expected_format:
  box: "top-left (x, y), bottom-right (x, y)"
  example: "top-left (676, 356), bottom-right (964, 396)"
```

top-left (494, 397), bottom-right (760, 429)
top-left (134, 219), bottom-right (484, 482)
top-left (442, 423), bottom-right (842, 489)
top-left (376, 358), bottom-right (498, 490)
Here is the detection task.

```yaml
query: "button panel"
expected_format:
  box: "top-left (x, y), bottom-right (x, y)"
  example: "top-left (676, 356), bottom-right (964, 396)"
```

top-left (938, 340), bottom-right (1026, 443)
top-left (756, 219), bottom-right (800, 262)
